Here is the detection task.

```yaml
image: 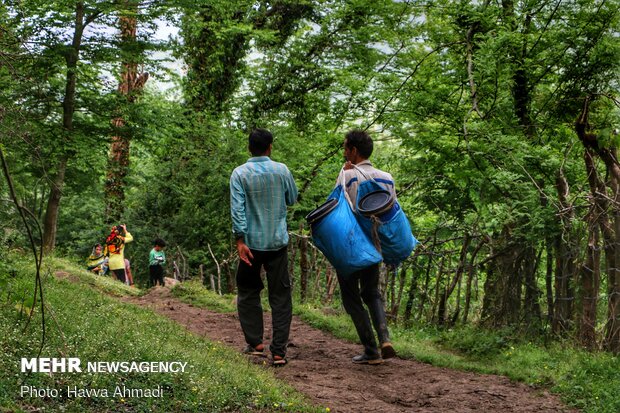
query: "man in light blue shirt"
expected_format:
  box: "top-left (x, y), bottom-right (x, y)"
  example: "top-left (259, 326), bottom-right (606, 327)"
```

top-left (230, 128), bottom-right (298, 366)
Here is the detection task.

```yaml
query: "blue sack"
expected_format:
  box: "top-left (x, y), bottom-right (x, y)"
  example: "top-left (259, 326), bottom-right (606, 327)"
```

top-left (306, 185), bottom-right (382, 277)
top-left (356, 178), bottom-right (418, 266)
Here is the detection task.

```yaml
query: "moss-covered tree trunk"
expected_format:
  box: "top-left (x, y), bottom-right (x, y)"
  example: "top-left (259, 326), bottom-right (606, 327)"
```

top-left (105, 0), bottom-right (147, 224)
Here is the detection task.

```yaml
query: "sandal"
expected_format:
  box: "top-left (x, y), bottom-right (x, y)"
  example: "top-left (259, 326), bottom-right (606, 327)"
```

top-left (242, 343), bottom-right (265, 356)
top-left (272, 355), bottom-right (287, 366)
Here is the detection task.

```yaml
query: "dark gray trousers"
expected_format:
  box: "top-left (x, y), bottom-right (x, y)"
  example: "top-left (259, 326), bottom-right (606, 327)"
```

top-left (337, 264), bottom-right (390, 357)
top-left (236, 246), bottom-right (292, 358)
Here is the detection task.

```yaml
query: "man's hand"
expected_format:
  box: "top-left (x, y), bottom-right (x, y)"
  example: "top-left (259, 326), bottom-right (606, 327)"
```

top-left (236, 238), bottom-right (254, 266)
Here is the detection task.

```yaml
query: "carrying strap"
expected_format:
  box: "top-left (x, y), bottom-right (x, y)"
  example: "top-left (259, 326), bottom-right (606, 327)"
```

top-left (351, 163), bottom-right (371, 180)
top-left (337, 167), bottom-right (356, 210)
top-left (351, 164), bottom-right (383, 254)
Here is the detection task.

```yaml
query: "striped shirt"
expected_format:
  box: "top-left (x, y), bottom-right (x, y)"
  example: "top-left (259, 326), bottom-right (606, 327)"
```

top-left (230, 156), bottom-right (298, 251)
top-left (338, 160), bottom-right (396, 206)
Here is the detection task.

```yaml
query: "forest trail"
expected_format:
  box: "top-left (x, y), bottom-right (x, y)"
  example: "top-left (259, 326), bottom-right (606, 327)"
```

top-left (123, 286), bottom-right (577, 413)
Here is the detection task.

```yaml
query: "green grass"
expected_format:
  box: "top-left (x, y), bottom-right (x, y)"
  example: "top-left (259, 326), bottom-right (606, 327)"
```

top-left (0, 253), bottom-right (322, 413)
top-left (45, 256), bottom-right (144, 298)
top-left (171, 281), bottom-right (238, 313)
top-left (171, 279), bottom-right (620, 413)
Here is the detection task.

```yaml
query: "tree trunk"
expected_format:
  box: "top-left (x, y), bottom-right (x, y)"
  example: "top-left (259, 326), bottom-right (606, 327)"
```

top-left (314, 255), bottom-right (325, 301)
top-left (393, 262), bottom-right (410, 320)
top-left (432, 255), bottom-right (446, 324)
top-left (416, 248), bottom-right (436, 322)
top-left (462, 239), bottom-right (484, 324)
top-left (598, 147), bottom-right (620, 353)
top-left (576, 98), bottom-right (620, 353)
top-left (42, 3), bottom-right (86, 252)
top-left (438, 234), bottom-right (471, 325)
top-left (299, 224), bottom-right (309, 303)
top-left (403, 260), bottom-right (422, 325)
top-left (288, 235), bottom-right (297, 279)
top-left (552, 170), bottom-right (577, 334)
top-left (324, 264), bottom-right (337, 304)
top-left (545, 239), bottom-right (554, 326)
top-left (579, 214), bottom-right (600, 349)
top-left (42, 157), bottom-right (67, 252)
top-left (105, 0), bottom-right (147, 224)
top-left (379, 264), bottom-right (389, 310)
top-left (388, 265), bottom-right (397, 319)
top-left (523, 246), bottom-right (542, 332)
top-left (482, 232), bottom-right (523, 327)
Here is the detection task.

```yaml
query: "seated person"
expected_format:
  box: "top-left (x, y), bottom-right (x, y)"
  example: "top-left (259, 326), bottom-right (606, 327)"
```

top-left (87, 243), bottom-right (108, 276)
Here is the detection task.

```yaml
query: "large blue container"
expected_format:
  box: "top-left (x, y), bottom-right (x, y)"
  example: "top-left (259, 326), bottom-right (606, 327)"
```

top-left (356, 179), bottom-right (418, 265)
top-left (306, 185), bottom-right (382, 277)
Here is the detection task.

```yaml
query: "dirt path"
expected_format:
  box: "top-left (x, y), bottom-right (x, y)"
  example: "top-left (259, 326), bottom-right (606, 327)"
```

top-left (123, 286), bottom-right (576, 413)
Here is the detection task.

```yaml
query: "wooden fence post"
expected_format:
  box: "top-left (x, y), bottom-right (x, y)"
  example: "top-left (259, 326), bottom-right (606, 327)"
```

top-left (299, 223), bottom-right (309, 303)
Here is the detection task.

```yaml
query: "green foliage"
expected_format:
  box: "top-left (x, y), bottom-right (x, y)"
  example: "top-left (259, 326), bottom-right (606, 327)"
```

top-left (0, 253), bottom-right (320, 412)
top-left (3, 1), bottom-right (620, 406)
top-left (438, 326), bottom-right (511, 358)
top-left (556, 352), bottom-right (620, 413)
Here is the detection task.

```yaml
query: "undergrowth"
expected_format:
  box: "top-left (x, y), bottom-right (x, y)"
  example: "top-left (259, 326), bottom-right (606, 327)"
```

top-left (0, 252), bottom-right (322, 413)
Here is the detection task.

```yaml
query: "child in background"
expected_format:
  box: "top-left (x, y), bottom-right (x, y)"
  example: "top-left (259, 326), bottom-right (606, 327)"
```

top-left (149, 238), bottom-right (166, 287)
top-left (87, 243), bottom-right (108, 275)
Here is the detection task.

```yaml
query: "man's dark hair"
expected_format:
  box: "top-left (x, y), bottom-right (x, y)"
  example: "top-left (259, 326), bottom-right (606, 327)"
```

top-left (248, 128), bottom-right (273, 156)
top-left (154, 238), bottom-right (166, 248)
top-left (345, 129), bottom-right (373, 159)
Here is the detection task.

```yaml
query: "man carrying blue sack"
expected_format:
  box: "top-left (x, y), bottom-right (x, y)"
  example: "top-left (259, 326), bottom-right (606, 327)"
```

top-left (230, 128), bottom-right (298, 366)
top-left (336, 129), bottom-right (397, 365)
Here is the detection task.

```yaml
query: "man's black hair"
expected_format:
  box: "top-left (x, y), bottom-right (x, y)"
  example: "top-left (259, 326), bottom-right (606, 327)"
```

top-left (248, 128), bottom-right (273, 156)
top-left (345, 129), bottom-right (373, 159)
top-left (154, 238), bottom-right (166, 248)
